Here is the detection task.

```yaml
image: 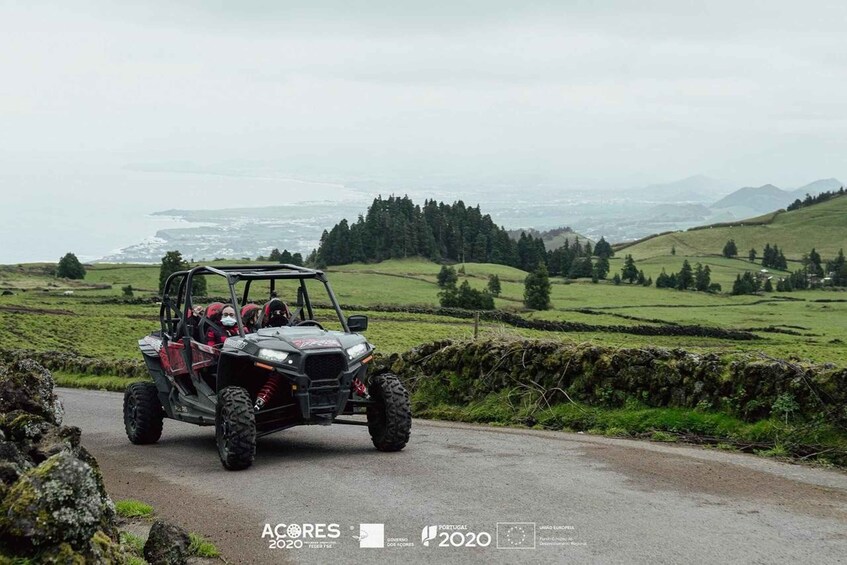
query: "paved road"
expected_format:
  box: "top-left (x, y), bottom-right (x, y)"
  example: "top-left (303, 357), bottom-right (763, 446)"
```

top-left (59, 388), bottom-right (847, 565)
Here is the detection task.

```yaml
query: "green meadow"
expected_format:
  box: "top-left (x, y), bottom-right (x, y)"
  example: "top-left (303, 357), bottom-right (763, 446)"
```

top-left (1, 256), bottom-right (846, 365)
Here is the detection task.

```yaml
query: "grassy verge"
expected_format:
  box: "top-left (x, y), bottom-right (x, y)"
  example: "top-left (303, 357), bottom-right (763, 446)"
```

top-left (54, 371), bottom-right (141, 392)
top-left (414, 389), bottom-right (847, 467)
top-left (189, 533), bottom-right (221, 558)
top-left (115, 499), bottom-right (154, 519)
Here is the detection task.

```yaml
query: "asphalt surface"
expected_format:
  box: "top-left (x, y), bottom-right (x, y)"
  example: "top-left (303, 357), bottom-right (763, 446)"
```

top-left (59, 388), bottom-right (847, 565)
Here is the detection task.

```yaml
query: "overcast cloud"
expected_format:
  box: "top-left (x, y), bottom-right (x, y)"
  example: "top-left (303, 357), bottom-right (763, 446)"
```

top-left (2, 1), bottom-right (845, 185)
top-left (1, 1), bottom-right (846, 262)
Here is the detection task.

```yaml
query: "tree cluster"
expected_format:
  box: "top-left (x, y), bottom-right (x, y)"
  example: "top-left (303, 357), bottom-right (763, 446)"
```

top-left (786, 187), bottom-right (845, 211)
top-left (436, 264), bottom-right (495, 309)
top-left (546, 236), bottom-right (613, 280)
top-left (775, 271), bottom-right (809, 292)
top-left (776, 249), bottom-right (847, 290)
top-left (656, 260), bottom-right (717, 292)
top-left (266, 248), bottom-right (304, 265)
top-left (439, 280), bottom-right (495, 310)
top-left (313, 196), bottom-right (546, 270)
top-left (731, 271), bottom-right (761, 295)
top-left (760, 244), bottom-right (788, 270)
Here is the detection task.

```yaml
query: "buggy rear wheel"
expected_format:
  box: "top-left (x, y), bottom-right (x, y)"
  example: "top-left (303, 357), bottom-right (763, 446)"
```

top-left (216, 386), bottom-right (256, 470)
top-left (123, 382), bottom-right (164, 444)
top-left (366, 373), bottom-right (411, 452)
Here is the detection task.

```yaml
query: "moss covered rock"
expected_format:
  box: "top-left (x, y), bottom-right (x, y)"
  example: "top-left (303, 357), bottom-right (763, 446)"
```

top-left (0, 452), bottom-right (111, 551)
top-left (0, 359), bottom-right (62, 425)
top-left (144, 519), bottom-right (191, 565)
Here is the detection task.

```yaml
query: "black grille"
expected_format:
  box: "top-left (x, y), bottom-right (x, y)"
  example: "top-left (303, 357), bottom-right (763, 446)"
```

top-left (305, 353), bottom-right (346, 381)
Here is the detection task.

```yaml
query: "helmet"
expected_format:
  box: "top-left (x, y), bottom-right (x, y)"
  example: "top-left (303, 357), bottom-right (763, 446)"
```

top-left (205, 302), bottom-right (225, 321)
top-left (241, 303), bottom-right (260, 326)
top-left (262, 298), bottom-right (290, 327)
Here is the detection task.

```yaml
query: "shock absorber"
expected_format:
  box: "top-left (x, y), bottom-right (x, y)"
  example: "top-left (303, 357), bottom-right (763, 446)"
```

top-left (254, 374), bottom-right (281, 412)
top-left (352, 377), bottom-right (369, 399)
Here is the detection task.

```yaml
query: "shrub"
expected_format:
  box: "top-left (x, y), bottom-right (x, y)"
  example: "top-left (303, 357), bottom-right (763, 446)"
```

top-left (57, 252), bottom-right (86, 279)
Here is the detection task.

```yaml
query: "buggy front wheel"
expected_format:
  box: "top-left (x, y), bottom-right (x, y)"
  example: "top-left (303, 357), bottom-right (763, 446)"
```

top-left (366, 373), bottom-right (411, 452)
top-left (216, 386), bottom-right (256, 470)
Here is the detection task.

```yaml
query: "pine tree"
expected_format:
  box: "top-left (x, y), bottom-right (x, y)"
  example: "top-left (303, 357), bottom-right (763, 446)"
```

top-left (56, 252), bottom-right (86, 280)
top-left (694, 263), bottom-right (711, 292)
top-left (594, 256), bottom-right (610, 280)
top-left (677, 260), bottom-right (694, 290)
top-left (748, 248), bottom-right (757, 263)
top-left (437, 265), bottom-right (458, 288)
top-left (593, 237), bottom-right (614, 258)
top-left (568, 257), bottom-right (594, 279)
top-left (776, 250), bottom-right (788, 271)
top-left (621, 255), bottom-right (639, 284)
top-left (809, 248), bottom-right (823, 276)
top-left (487, 274), bottom-right (501, 296)
top-left (722, 239), bottom-right (738, 258)
top-left (524, 264), bottom-right (552, 310)
top-left (268, 248), bottom-right (282, 262)
top-left (828, 249), bottom-right (847, 286)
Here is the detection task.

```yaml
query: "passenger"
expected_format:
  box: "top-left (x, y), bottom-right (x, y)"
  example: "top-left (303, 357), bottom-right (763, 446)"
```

top-left (187, 304), bottom-right (206, 340)
top-left (205, 303), bottom-right (239, 347)
top-left (261, 298), bottom-right (291, 328)
top-left (241, 303), bottom-right (261, 333)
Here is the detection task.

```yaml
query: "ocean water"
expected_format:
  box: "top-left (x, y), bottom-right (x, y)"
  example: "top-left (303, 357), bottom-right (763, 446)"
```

top-left (0, 163), bottom-right (364, 264)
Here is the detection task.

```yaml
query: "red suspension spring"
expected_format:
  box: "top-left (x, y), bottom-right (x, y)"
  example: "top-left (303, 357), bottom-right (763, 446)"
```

top-left (352, 377), bottom-right (368, 398)
top-left (254, 375), bottom-right (282, 411)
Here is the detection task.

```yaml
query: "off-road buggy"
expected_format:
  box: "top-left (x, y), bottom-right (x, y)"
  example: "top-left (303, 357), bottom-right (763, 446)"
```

top-left (126, 264), bottom-right (411, 470)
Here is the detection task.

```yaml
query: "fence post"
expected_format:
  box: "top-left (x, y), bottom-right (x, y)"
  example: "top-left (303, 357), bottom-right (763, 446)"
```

top-left (473, 311), bottom-right (480, 339)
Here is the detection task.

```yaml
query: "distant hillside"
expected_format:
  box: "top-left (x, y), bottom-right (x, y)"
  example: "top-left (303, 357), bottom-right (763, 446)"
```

top-left (711, 184), bottom-right (786, 212)
top-left (506, 227), bottom-right (592, 251)
top-left (632, 175), bottom-right (734, 202)
top-left (618, 193), bottom-right (847, 261)
top-left (710, 178), bottom-right (843, 219)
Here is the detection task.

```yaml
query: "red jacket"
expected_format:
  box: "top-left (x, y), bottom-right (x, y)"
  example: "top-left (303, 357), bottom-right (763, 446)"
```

top-left (206, 326), bottom-right (239, 347)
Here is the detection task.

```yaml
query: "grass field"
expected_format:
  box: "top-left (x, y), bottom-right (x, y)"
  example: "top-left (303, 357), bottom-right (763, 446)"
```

top-left (1, 256), bottom-right (846, 365)
top-left (618, 193), bottom-right (847, 261)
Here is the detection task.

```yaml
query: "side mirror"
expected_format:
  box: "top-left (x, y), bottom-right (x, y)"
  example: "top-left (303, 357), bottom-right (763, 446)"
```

top-left (347, 315), bottom-right (368, 332)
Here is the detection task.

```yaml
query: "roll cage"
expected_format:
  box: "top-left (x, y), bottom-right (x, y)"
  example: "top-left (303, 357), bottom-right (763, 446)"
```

top-left (159, 264), bottom-right (351, 342)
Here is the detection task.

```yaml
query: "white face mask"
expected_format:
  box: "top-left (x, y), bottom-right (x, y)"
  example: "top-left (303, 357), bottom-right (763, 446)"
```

top-left (221, 316), bottom-right (237, 327)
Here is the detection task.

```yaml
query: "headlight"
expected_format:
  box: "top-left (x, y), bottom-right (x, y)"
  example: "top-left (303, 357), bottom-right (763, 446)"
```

top-left (258, 349), bottom-right (289, 363)
top-left (346, 343), bottom-right (368, 360)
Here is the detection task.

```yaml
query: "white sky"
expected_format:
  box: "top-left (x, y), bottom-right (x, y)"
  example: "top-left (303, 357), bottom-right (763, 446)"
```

top-left (1, 1), bottom-right (846, 187)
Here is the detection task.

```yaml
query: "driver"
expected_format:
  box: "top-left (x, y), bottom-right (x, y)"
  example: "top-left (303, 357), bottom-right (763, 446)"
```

top-left (261, 298), bottom-right (291, 328)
